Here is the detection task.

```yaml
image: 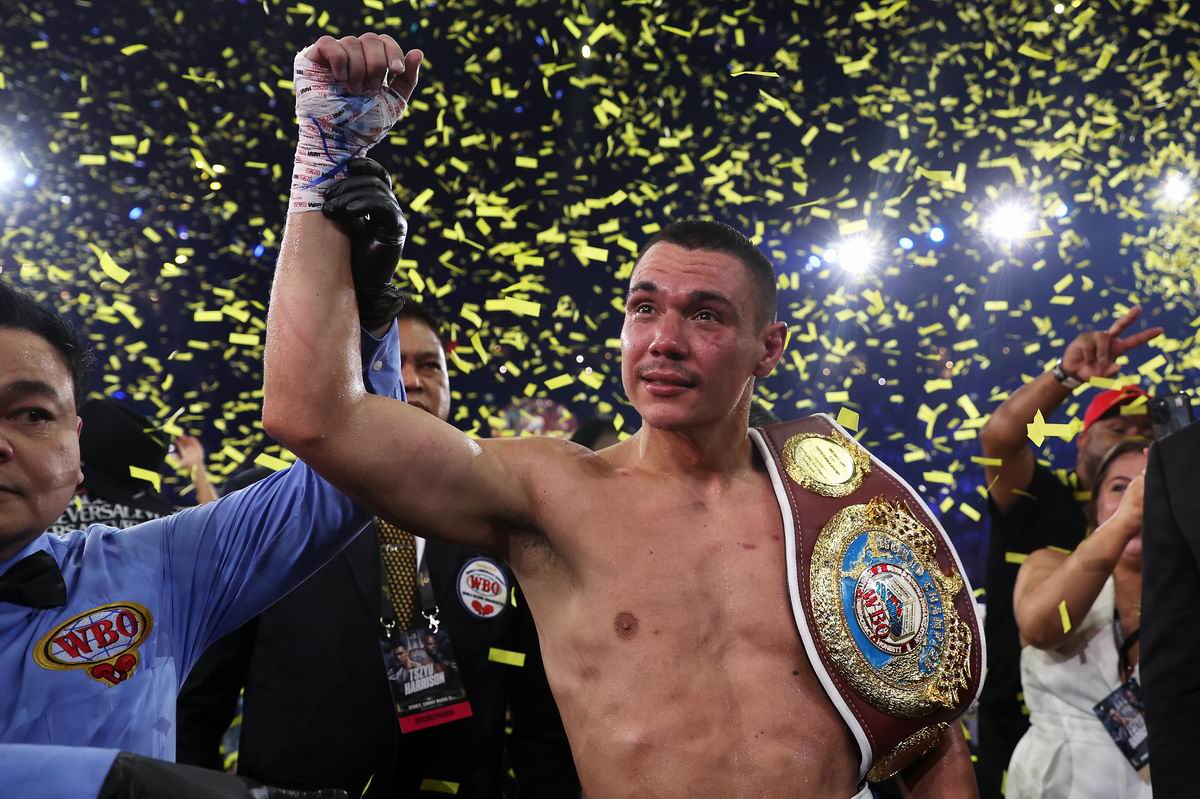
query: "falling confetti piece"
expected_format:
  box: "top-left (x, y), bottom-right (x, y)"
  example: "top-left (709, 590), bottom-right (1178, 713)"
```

top-left (128, 465), bottom-right (162, 493)
top-left (487, 647), bottom-right (527, 666)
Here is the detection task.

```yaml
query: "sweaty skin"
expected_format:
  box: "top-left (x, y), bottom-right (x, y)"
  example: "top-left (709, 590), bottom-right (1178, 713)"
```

top-left (508, 443), bottom-right (860, 798)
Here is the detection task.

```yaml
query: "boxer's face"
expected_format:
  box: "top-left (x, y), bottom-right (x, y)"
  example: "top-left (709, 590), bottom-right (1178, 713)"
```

top-left (0, 329), bottom-right (83, 560)
top-left (622, 243), bottom-right (785, 431)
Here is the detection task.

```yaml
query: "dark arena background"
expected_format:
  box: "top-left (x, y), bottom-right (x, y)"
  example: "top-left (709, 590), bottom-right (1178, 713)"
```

top-left (2, 0), bottom-right (1198, 588)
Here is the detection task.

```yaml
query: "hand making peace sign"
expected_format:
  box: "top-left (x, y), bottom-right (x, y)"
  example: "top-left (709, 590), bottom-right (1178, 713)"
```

top-left (1060, 305), bottom-right (1164, 381)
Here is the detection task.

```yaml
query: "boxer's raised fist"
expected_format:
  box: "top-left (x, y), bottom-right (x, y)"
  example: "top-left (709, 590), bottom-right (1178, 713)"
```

top-left (289, 34), bottom-right (422, 212)
top-left (303, 33), bottom-right (422, 101)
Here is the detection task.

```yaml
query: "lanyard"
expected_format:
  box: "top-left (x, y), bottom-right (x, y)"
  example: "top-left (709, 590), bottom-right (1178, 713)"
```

top-left (380, 554), bottom-right (441, 634)
top-left (1113, 611), bottom-right (1141, 681)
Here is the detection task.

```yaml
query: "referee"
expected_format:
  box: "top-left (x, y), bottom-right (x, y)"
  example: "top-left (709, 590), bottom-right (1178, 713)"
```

top-left (0, 259), bottom-right (402, 795)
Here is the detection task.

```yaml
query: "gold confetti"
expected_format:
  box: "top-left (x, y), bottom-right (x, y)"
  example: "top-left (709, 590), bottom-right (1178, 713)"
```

top-left (129, 465), bottom-right (161, 493)
top-left (487, 647), bottom-right (527, 666)
top-left (835, 407), bottom-right (860, 431)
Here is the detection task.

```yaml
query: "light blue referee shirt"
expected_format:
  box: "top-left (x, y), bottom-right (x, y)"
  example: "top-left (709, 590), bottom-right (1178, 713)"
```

top-left (0, 324), bottom-right (401, 795)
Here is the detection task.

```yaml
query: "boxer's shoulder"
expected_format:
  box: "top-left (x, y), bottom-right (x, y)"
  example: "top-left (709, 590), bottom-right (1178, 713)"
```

top-left (483, 433), bottom-right (613, 473)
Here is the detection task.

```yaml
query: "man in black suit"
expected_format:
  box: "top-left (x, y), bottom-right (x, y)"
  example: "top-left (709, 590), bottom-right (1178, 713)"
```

top-left (1141, 417), bottom-right (1200, 795)
top-left (177, 163), bottom-right (577, 798)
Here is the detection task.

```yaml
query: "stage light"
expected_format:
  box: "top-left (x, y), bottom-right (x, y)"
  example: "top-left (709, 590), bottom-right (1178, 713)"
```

top-left (1054, 202), bottom-right (1069, 218)
top-left (806, 254), bottom-right (822, 268)
top-left (582, 44), bottom-right (592, 59)
top-left (0, 155), bottom-right (15, 185)
top-left (23, 173), bottom-right (37, 188)
top-left (1054, 3), bottom-right (1065, 12)
top-left (128, 207), bottom-right (143, 220)
top-left (929, 227), bottom-right (945, 243)
top-left (898, 237), bottom-right (914, 250)
top-left (835, 235), bottom-right (877, 275)
top-left (983, 200), bottom-right (1035, 244)
top-left (1162, 173), bottom-right (1191, 203)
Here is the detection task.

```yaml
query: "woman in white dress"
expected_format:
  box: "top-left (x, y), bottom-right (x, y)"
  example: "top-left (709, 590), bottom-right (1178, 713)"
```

top-left (1007, 439), bottom-right (1151, 798)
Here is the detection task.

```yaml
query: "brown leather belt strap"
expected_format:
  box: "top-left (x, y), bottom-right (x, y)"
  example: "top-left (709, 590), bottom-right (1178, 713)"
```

top-left (750, 414), bottom-right (984, 782)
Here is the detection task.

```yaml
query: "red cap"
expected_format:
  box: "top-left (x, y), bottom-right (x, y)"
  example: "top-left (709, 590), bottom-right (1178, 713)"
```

top-left (1081, 385), bottom-right (1149, 433)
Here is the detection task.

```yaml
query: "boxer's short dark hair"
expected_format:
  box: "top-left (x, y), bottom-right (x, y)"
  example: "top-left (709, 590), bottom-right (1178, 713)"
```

top-left (0, 281), bottom-right (93, 407)
top-left (636, 218), bottom-right (778, 328)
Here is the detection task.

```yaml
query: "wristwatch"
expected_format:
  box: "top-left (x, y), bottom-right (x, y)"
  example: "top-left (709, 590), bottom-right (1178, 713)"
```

top-left (1051, 358), bottom-right (1083, 390)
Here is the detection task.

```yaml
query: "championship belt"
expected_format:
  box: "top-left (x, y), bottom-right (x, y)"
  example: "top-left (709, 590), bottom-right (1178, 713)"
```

top-left (749, 414), bottom-right (985, 783)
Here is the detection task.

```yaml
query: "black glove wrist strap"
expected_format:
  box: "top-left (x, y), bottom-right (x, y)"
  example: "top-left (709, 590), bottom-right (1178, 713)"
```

top-left (357, 284), bottom-right (407, 329)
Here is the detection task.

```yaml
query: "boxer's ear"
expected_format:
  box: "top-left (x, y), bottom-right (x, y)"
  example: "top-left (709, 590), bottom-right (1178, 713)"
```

top-left (753, 321), bottom-right (788, 379)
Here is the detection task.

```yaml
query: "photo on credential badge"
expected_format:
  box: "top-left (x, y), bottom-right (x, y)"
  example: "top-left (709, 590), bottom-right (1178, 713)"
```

top-left (381, 624), bottom-right (472, 734)
top-left (1094, 678), bottom-right (1150, 771)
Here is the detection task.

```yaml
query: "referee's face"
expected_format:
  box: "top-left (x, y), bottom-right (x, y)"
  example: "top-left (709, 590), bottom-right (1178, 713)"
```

top-left (0, 328), bottom-right (83, 560)
top-left (398, 318), bottom-right (451, 423)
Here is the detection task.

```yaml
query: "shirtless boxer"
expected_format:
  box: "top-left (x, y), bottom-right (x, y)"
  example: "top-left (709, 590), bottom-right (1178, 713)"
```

top-left (264, 33), bottom-right (976, 798)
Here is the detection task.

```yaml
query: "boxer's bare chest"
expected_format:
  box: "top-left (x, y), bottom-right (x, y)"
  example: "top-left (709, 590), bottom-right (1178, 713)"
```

top-left (513, 461), bottom-right (860, 797)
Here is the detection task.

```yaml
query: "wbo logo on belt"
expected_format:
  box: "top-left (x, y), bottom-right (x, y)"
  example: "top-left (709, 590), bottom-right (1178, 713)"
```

top-left (812, 497), bottom-right (972, 718)
top-left (33, 602), bottom-right (154, 686)
top-left (753, 415), bottom-right (983, 784)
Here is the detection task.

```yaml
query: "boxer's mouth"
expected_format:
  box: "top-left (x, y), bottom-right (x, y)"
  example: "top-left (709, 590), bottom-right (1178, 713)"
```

top-left (639, 368), bottom-right (697, 396)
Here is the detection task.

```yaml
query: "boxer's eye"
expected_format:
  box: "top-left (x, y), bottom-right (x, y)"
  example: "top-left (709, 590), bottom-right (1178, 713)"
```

top-left (12, 407), bottom-right (53, 425)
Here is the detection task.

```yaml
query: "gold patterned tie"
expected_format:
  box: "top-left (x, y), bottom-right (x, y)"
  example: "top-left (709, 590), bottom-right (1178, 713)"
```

top-left (376, 518), bottom-right (417, 625)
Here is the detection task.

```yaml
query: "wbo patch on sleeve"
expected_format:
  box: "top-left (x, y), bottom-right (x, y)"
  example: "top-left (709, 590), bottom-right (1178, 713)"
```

top-left (33, 601), bottom-right (154, 686)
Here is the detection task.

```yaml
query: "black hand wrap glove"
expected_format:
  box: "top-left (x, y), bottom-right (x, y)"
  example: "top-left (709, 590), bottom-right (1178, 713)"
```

top-left (321, 158), bottom-right (408, 330)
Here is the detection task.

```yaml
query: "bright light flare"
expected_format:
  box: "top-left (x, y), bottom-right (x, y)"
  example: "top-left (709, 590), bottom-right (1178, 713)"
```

top-left (984, 200), bottom-right (1035, 244)
top-left (832, 234), bottom-right (878, 275)
top-left (0, 155), bottom-right (16, 185)
top-left (1162, 173), bottom-right (1192, 203)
